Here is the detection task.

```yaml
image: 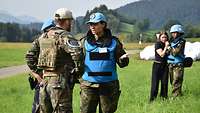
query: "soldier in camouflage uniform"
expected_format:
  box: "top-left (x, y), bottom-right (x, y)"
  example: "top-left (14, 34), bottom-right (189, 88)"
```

top-left (27, 8), bottom-right (83, 113)
top-left (167, 24), bottom-right (186, 97)
top-left (26, 18), bottom-right (55, 113)
top-left (80, 12), bottom-right (129, 113)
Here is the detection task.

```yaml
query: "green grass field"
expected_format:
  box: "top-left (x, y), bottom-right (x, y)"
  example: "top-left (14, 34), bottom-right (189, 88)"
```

top-left (0, 42), bottom-right (151, 68)
top-left (0, 42), bottom-right (31, 68)
top-left (124, 43), bottom-right (153, 50)
top-left (0, 37), bottom-right (199, 68)
top-left (0, 58), bottom-right (200, 113)
top-left (185, 38), bottom-right (200, 42)
top-left (0, 41), bottom-right (200, 112)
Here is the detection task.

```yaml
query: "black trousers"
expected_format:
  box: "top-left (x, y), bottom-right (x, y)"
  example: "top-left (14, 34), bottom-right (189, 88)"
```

top-left (150, 62), bottom-right (169, 101)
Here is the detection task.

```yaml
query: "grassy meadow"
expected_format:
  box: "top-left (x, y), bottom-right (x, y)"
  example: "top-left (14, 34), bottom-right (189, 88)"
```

top-left (124, 42), bottom-right (153, 50)
top-left (0, 42), bottom-right (31, 68)
top-left (0, 41), bottom-right (200, 113)
top-left (118, 22), bottom-right (135, 33)
top-left (185, 38), bottom-right (200, 42)
top-left (0, 57), bottom-right (200, 113)
top-left (0, 42), bottom-right (150, 68)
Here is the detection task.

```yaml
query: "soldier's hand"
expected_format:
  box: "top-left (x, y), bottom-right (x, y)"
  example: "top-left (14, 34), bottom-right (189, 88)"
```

top-left (71, 67), bottom-right (79, 74)
top-left (39, 80), bottom-right (46, 87)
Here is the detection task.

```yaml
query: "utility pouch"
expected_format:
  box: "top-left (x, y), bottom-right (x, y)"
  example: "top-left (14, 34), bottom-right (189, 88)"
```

top-left (184, 57), bottom-right (193, 68)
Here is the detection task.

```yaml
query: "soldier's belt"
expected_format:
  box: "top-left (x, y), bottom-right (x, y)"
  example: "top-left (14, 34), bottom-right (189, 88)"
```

top-left (154, 60), bottom-right (162, 63)
top-left (43, 71), bottom-right (60, 77)
top-left (80, 79), bottom-right (119, 88)
top-left (169, 63), bottom-right (183, 67)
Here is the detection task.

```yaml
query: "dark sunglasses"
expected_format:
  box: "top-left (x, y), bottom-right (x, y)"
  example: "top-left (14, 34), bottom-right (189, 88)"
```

top-left (88, 22), bottom-right (99, 26)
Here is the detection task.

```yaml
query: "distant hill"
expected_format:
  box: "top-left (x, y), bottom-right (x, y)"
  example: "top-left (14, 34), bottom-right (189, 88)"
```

top-left (0, 10), bottom-right (41, 24)
top-left (17, 15), bottom-right (40, 24)
top-left (0, 10), bottom-right (22, 23)
top-left (116, 0), bottom-right (200, 28)
top-left (76, 5), bottom-right (137, 33)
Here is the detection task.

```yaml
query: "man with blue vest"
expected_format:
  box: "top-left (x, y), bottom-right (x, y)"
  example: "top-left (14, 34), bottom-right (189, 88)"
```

top-left (167, 24), bottom-right (186, 97)
top-left (80, 12), bottom-right (129, 113)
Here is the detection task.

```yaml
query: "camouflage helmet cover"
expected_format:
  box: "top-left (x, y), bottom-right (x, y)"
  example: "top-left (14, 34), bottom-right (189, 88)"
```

top-left (54, 8), bottom-right (73, 20)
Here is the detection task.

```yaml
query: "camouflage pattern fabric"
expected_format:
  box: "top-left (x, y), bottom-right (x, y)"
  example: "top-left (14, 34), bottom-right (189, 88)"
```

top-left (26, 36), bottom-right (42, 113)
top-left (80, 80), bottom-right (121, 113)
top-left (26, 37), bottom-right (40, 72)
top-left (39, 73), bottom-right (73, 113)
top-left (37, 27), bottom-right (83, 113)
top-left (168, 36), bottom-right (185, 97)
top-left (32, 85), bottom-right (40, 113)
top-left (169, 64), bottom-right (184, 97)
top-left (37, 32), bottom-right (59, 70)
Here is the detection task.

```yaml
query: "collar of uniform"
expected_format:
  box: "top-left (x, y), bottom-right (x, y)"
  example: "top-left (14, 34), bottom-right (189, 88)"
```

top-left (86, 29), bottom-right (112, 47)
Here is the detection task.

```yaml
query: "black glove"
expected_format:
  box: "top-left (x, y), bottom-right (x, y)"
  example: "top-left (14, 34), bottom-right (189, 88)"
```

top-left (28, 74), bottom-right (38, 90)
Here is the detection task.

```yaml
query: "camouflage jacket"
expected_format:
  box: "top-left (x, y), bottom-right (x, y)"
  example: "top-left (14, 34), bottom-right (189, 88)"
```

top-left (37, 27), bottom-right (81, 70)
top-left (26, 27), bottom-right (83, 76)
top-left (25, 35), bottom-right (41, 72)
top-left (169, 36), bottom-right (186, 56)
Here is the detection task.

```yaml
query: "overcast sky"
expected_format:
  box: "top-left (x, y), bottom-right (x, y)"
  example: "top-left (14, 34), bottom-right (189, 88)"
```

top-left (1, 0), bottom-right (139, 21)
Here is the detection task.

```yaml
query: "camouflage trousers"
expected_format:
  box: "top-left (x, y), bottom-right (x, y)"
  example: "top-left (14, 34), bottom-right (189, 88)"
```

top-left (169, 64), bottom-right (184, 97)
top-left (39, 74), bottom-right (74, 113)
top-left (80, 80), bottom-right (121, 113)
top-left (32, 84), bottom-right (40, 113)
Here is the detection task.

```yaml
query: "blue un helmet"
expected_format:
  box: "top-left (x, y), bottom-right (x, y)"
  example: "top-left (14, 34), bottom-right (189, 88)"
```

top-left (170, 24), bottom-right (184, 34)
top-left (86, 12), bottom-right (106, 24)
top-left (41, 18), bottom-right (55, 31)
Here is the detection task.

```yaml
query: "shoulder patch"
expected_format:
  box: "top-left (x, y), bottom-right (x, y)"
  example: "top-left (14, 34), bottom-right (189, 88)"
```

top-left (67, 38), bottom-right (81, 48)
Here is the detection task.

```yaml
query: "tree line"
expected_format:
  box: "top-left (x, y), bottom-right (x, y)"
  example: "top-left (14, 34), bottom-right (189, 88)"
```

top-left (0, 22), bottom-right (40, 42)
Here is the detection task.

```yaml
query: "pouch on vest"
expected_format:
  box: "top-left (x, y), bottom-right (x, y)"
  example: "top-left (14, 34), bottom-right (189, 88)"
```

top-left (37, 32), bottom-right (60, 70)
top-left (183, 57), bottom-right (193, 67)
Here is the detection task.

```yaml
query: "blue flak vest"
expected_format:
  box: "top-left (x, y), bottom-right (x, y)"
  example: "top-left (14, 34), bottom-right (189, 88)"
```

top-left (167, 37), bottom-right (185, 64)
top-left (82, 38), bottom-right (118, 83)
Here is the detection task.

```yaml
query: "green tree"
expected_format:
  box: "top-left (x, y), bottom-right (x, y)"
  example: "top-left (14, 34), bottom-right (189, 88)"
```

top-left (136, 19), bottom-right (150, 32)
top-left (80, 5), bottom-right (120, 33)
top-left (0, 22), bottom-right (40, 42)
top-left (163, 19), bottom-right (181, 31)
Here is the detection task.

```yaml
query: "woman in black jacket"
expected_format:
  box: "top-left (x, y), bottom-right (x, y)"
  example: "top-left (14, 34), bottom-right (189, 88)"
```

top-left (150, 31), bottom-right (170, 102)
